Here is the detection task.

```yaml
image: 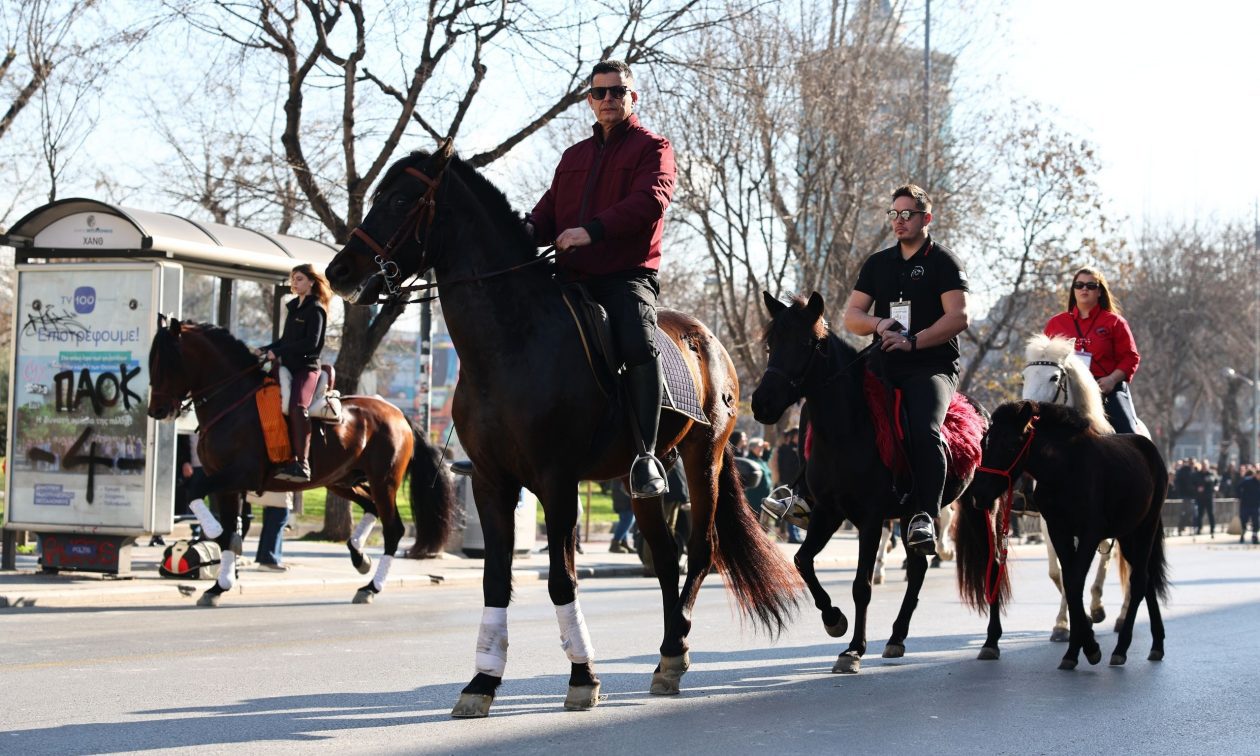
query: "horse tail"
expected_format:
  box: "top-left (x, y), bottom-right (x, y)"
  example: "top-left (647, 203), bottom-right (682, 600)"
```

top-left (1147, 518), bottom-right (1171, 604)
top-left (407, 427), bottom-right (458, 557)
top-left (712, 448), bottom-right (802, 635)
top-left (953, 498), bottom-right (1010, 613)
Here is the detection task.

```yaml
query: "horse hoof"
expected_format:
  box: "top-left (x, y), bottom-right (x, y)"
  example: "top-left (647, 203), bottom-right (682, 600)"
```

top-left (1085, 647), bottom-right (1102, 665)
top-left (650, 653), bottom-right (690, 695)
top-left (832, 653), bottom-right (861, 674)
top-left (977, 646), bottom-right (1000, 661)
top-left (196, 592), bottom-right (221, 608)
top-left (450, 693), bottom-right (494, 718)
top-left (1148, 649), bottom-right (1164, 662)
top-left (1049, 627), bottom-right (1070, 643)
top-left (356, 554), bottom-right (372, 576)
top-left (824, 619), bottom-right (849, 638)
top-left (882, 643), bottom-right (905, 659)
top-left (352, 588), bottom-right (375, 604)
top-left (872, 571), bottom-right (885, 585)
top-left (564, 683), bottom-right (601, 711)
top-left (1109, 653), bottom-right (1126, 666)
top-left (1090, 607), bottom-right (1106, 624)
top-left (1058, 658), bottom-right (1078, 671)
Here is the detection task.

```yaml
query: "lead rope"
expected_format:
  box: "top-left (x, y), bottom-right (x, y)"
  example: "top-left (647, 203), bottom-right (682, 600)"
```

top-left (974, 420), bottom-right (1039, 605)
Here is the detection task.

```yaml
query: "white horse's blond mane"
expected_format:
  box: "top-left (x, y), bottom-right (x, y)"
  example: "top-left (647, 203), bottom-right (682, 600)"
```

top-left (1024, 334), bottom-right (1114, 434)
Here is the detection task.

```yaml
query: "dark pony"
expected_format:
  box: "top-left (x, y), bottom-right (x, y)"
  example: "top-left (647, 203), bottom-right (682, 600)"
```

top-left (959, 400), bottom-right (1169, 669)
top-left (750, 292), bottom-right (989, 673)
top-left (147, 317), bottom-right (456, 606)
top-left (324, 142), bottom-right (801, 718)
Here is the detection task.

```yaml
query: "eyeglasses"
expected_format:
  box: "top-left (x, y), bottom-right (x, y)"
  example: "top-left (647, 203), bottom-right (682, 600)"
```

top-left (886, 209), bottom-right (926, 222)
top-left (588, 86), bottom-right (631, 100)
top-left (1072, 281), bottom-right (1100, 291)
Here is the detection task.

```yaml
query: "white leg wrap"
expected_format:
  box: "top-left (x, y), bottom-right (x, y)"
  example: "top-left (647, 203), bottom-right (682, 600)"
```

top-left (371, 554), bottom-right (393, 591)
top-left (350, 513), bottom-right (377, 551)
top-left (217, 551), bottom-right (236, 591)
top-left (475, 607), bottom-right (509, 677)
top-left (190, 499), bottom-right (223, 539)
top-left (555, 600), bottom-right (595, 664)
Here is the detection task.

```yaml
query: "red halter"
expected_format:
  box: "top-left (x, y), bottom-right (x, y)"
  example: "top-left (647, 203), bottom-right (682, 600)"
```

top-left (974, 416), bottom-right (1039, 605)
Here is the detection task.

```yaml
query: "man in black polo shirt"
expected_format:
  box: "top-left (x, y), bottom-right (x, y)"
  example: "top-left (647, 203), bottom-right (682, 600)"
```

top-left (843, 184), bottom-right (969, 555)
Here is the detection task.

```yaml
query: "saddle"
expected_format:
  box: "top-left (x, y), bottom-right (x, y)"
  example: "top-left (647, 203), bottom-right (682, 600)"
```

top-left (278, 365), bottom-right (342, 421)
top-left (859, 370), bottom-right (985, 480)
top-left (560, 283), bottom-right (708, 425)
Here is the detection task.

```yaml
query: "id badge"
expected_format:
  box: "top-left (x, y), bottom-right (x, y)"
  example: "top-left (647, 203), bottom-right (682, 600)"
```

top-left (890, 300), bottom-right (911, 333)
top-left (1073, 350), bottom-right (1092, 370)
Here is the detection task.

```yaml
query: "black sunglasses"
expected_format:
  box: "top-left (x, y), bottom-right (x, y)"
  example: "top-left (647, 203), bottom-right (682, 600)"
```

top-left (1072, 281), bottom-right (1100, 291)
top-left (588, 85), bottom-right (631, 100)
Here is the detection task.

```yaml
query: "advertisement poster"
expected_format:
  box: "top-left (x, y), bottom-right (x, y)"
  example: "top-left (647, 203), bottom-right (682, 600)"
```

top-left (7, 266), bottom-right (155, 530)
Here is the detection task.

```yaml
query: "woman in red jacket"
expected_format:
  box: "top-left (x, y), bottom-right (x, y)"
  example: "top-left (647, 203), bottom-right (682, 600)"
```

top-left (1044, 266), bottom-right (1141, 433)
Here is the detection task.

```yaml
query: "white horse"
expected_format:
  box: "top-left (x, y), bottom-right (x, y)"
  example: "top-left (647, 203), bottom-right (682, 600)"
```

top-left (1023, 334), bottom-right (1138, 640)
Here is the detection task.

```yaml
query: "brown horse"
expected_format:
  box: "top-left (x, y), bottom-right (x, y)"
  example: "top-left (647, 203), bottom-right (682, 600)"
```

top-left (323, 142), bottom-right (801, 717)
top-left (147, 316), bottom-right (456, 606)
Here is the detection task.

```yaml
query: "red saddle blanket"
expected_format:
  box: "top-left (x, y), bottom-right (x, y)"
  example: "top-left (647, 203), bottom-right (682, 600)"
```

top-left (804, 371), bottom-right (984, 479)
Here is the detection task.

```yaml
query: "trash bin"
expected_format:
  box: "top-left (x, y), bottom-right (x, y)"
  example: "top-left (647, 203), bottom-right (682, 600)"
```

top-left (450, 472), bottom-right (538, 557)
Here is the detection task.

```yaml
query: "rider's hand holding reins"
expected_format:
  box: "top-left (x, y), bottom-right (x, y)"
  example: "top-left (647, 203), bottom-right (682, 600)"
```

top-left (555, 227), bottom-right (592, 251)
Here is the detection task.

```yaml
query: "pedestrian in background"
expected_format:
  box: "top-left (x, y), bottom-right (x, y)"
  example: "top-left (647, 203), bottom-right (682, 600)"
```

top-left (609, 479), bottom-right (634, 553)
top-left (773, 428), bottom-right (803, 544)
top-left (1194, 460), bottom-right (1219, 538)
top-left (1236, 465), bottom-right (1260, 545)
top-left (254, 491), bottom-right (293, 571)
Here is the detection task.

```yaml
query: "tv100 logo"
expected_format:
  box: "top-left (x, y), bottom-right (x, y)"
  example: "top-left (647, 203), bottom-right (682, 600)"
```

top-left (70, 286), bottom-right (96, 314)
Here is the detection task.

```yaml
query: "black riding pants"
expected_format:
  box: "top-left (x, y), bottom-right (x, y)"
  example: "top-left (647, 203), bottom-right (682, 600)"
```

top-left (1102, 381), bottom-right (1139, 434)
top-left (888, 366), bottom-right (957, 518)
top-left (577, 269), bottom-right (660, 367)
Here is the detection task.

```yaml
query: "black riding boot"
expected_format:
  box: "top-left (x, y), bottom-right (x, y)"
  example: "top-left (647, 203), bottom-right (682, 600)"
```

top-left (625, 361), bottom-right (667, 498)
top-left (277, 411), bottom-right (312, 482)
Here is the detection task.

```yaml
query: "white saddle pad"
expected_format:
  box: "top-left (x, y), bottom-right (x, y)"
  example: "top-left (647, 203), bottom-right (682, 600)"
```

top-left (278, 367), bottom-right (342, 421)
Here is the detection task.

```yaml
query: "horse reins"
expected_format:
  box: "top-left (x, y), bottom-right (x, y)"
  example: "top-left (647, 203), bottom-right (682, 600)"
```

top-left (974, 416), bottom-right (1040, 604)
top-left (765, 336), bottom-right (883, 398)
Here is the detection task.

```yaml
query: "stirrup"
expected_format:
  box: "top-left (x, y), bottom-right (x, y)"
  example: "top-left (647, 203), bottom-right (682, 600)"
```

top-left (629, 453), bottom-right (668, 498)
top-left (905, 512), bottom-right (937, 556)
top-left (760, 486), bottom-right (811, 530)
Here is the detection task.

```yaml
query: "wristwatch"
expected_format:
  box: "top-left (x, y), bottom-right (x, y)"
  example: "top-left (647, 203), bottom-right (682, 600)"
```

top-left (906, 333), bottom-right (917, 352)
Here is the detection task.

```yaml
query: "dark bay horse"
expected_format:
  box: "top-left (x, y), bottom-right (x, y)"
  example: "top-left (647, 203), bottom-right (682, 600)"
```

top-left (147, 317), bottom-right (456, 606)
top-left (958, 400), bottom-right (1168, 669)
top-left (324, 142), bottom-right (801, 717)
top-left (750, 292), bottom-right (988, 673)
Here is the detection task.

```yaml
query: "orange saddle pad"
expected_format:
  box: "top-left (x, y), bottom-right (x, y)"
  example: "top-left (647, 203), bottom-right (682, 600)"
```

top-left (256, 379), bottom-right (291, 464)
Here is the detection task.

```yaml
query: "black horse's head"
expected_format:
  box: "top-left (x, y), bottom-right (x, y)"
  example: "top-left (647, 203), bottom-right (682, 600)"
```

top-left (751, 291), bottom-right (827, 425)
top-left (326, 139), bottom-right (457, 305)
top-left (148, 314), bottom-right (188, 420)
top-left (963, 400), bottom-right (1042, 510)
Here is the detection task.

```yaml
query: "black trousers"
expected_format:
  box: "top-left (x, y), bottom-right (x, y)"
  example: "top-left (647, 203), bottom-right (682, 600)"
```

top-left (576, 269), bottom-right (660, 367)
top-left (888, 367), bottom-right (957, 517)
top-left (1103, 381), bottom-right (1140, 434)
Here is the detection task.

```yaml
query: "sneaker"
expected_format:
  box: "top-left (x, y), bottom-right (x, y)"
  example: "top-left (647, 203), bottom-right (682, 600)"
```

top-left (905, 513), bottom-right (937, 557)
top-left (609, 540), bottom-right (628, 554)
top-left (275, 461), bottom-right (310, 482)
top-left (258, 562), bottom-right (289, 572)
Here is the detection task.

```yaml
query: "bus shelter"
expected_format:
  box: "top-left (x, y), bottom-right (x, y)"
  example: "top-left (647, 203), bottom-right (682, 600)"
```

top-left (1, 198), bottom-right (336, 574)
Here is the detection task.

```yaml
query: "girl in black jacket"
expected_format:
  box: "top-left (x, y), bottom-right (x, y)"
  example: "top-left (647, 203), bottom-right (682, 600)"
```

top-left (263, 264), bottom-right (330, 482)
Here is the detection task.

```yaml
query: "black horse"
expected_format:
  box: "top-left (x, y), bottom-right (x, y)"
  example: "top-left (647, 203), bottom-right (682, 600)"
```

top-left (750, 292), bottom-right (988, 673)
top-left (323, 142), bottom-right (801, 717)
top-left (148, 318), bottom-right (457, 606)
top-left (959, 400), bottom-right (1169, 669)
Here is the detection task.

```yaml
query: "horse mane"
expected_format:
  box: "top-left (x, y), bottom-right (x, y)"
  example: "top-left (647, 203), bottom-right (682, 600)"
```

top-left (180, 321), bottom-right (261, 370)
top-left (995, 399), bottom-right (1096, 438)
top-left (1025, 334), bottom-right (1113, 434)
top-left (379, 150), bottom-right (537, 253)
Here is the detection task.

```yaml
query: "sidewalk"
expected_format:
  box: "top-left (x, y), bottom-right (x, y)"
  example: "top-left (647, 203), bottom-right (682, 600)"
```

top-left (3, 522), bottom-right (1190, 610)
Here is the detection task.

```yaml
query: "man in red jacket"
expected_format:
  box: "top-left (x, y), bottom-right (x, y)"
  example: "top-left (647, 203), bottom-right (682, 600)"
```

top-left (528, 59), bottom-right (676, 497)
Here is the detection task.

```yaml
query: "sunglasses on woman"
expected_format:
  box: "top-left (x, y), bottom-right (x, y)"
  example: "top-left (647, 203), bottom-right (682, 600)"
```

top-left (1072, 281), bottom-right (1100, 291)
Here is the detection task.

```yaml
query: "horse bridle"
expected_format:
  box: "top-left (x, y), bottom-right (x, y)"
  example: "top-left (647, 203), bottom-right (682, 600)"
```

top-left (348, 166), bottom-right (444, 300)
top-left (765, 335), bottom-right (884, 400)
top-left (1024, 359), bottom-right (1070, 405)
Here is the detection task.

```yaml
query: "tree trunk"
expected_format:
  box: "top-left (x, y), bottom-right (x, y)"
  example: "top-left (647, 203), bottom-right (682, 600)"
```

top-left (318, 492), bottom-right (355, 543)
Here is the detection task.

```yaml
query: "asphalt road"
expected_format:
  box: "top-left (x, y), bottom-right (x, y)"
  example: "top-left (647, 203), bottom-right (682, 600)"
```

top-left (1, 539), bottom-right (1256, 755)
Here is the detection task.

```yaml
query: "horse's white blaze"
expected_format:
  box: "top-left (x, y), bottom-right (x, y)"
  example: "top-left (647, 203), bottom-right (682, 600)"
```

top-left (351, 512), bottom-right (378, 551)
top-left (217, 550), bottom-right (236, 590)
top-left (475, 607), bottom-right (509, 677)
top-left (371, 554), bottom-right (393, 591)
top-left (189, 499), bottom-right (224, 539)
top-left (555, 600), bottom-right (595, 664)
